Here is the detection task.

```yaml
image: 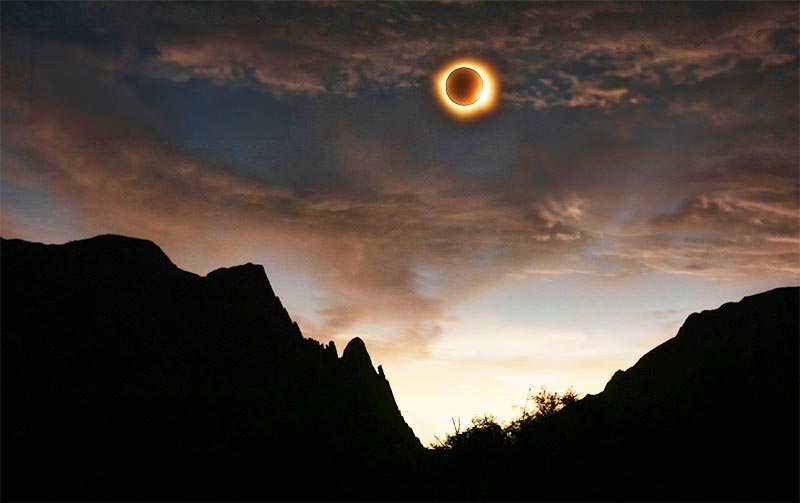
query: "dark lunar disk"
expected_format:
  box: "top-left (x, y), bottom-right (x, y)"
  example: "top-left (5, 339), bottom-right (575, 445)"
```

top-left (446, 67), bottom-right (483, 106)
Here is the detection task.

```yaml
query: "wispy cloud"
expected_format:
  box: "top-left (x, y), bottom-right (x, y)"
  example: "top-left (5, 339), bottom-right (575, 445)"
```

top-left (1, 97), bottom-right (598, 353)
top-left (2, 1), bottom-right (797, 358)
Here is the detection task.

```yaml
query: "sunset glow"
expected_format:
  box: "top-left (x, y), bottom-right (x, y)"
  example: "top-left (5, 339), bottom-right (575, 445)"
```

top-left (2, 2), bottom-right (798, 447)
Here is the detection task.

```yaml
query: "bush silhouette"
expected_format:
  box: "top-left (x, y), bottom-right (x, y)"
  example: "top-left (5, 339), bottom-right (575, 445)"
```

top-left (436, 413), bottom-right (507, 453)
top-left (433, 385), bottom-right (578, 454)
top-left (427, 386), bottom-right (578, 500)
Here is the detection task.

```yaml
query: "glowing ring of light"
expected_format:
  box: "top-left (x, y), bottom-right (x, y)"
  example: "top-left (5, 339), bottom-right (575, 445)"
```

top-left (434, 58), bottom-right (497, 119)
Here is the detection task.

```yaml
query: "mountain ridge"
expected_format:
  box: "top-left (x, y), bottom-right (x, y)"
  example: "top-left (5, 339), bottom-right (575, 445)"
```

top-left (2, 234), bottom-right (797, 501)
top-left (1, 234), bottom-right (422, 500)
top-left (425, 284), bottom-right (799, 501)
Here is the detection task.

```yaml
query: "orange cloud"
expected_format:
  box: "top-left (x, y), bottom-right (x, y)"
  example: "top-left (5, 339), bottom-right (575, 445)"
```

top-left (2, 99), bottom-right (597, 354)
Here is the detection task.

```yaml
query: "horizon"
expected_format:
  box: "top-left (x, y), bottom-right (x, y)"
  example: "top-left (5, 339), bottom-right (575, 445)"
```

top-left (2, 2), bottom-right (798, 444)
top-left (2, 232), bottom-right (795, 444)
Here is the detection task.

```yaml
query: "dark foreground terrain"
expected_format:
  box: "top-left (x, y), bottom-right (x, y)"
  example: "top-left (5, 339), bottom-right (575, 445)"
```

top-left (2, 235), bottom-right (797, 501)
top-left (1, 235), bottom-right (422, 500)
top-left (427, 284), bottom-right (799, 501)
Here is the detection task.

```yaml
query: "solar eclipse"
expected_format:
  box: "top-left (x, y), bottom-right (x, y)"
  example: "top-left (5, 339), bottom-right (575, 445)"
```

top-left (435, 58), bottom-right (497, 119)
top-left (446, 67), bottom-right (483, 105)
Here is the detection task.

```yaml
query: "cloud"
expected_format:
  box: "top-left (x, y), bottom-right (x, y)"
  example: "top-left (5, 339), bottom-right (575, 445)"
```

top-left (594, 179), bottom-right (799, 280)
top-left (9, 1), bottom-right (792, 117)
top-left (597, 233), bottom-right (799, 280)
top-left (651, 191), bottom-right (798, 240)
top-left (153, 33), bottom-right (330, 94)
top-left (2, 1), bottom-right (798, 358)
top-left (2, 97), bottom-right (598, 354)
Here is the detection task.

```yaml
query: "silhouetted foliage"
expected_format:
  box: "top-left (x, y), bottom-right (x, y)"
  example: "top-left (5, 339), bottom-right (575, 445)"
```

top-left (533, 385), bottom-right (577, 417)
top-left (424, 286), bottom-right (800, 501)
top-left (436, 413), bottom-right (507, 452)
top-left (433, 386), bottom-right (579, 456)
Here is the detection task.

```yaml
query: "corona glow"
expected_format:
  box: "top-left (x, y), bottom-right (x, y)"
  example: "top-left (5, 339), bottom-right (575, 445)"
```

top-left (434, 58), bottom-right (497, 119)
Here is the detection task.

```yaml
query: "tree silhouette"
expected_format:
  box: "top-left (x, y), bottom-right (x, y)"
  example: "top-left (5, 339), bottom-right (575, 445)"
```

top-left (530, 385), bottom-right (577, 419)
top-left (439, 413), bottom-right (506, 452)
top-left (428, 386), bottom-right (580, 500)
top-left (434, 385), bottom-right (579, 451)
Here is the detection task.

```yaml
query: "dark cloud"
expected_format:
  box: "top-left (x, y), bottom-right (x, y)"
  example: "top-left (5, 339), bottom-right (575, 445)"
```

top-left (2, 1), bottom-right (798, 352)
top-left (1, 98), bottom-right (597, 350)
top-left (5, 2), bottom-right (797, 121)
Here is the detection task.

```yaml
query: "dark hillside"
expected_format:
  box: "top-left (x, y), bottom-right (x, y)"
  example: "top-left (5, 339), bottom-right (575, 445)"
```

top-left (429, 287), bottom-right (799, 501)
top-left (1, 235), bottom-right (422, 501)
top-left (3, 234), bottom-right (796, 501)
top-left (547, 287), bottom-right (798, 501)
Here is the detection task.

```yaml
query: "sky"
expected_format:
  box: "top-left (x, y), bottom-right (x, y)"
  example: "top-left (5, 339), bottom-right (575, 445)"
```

top-left (2, 1), bottom-right (798, 444)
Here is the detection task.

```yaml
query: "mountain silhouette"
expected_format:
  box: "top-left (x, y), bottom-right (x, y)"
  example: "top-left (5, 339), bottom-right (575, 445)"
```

top-left (2, 234), bottom-right (797, 501)
top-left (545, 286), bottom-right (798, 501)
top-left (1, 235), bottom-right (422, 501)
top-left (428, 286), bottom-right (799, 501)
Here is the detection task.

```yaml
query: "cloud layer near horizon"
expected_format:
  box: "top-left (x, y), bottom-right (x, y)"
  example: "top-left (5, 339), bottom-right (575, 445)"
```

top-left (2, 2), bottom-right (798, 355)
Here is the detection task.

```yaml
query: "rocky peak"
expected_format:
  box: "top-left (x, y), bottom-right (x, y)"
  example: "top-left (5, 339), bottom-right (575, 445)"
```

top-left (1, 234), bottom-right (423, 500)
top-left (2, 234), bottom-right (178, 278)
top-left (69, 234), bottom-right (176, 271)
top-left (206, 263), bottom-right (276, 299)
top-left (341, 337), bottom-right (376, 374)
